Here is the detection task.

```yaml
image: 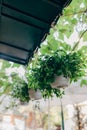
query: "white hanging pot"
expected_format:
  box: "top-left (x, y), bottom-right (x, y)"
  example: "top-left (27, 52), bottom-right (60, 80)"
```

top-left (29, 89), bottom-right (42, 100)
top-left (50, 75), bottom-right (69, 89)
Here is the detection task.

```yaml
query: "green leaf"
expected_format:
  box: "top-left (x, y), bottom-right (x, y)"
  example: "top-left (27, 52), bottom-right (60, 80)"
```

top-left (59, 29), bottom-right (67, 33)
top-left (71, 18), bottom-right (77, 25)
top-left (83, 32), bottom-right (87, 42)
top-left (48, 39), bottom-right (58, 51)
top-left (80, 79), bottom-right (87, 86)
top-left (79, 46), bottom-right (87, 54)
top-left (60, 42), bottom-right (71, 51)
top-left (84, 0), bottom-right (87, 5)
top-left (40, 45), bottom-right (50, 54)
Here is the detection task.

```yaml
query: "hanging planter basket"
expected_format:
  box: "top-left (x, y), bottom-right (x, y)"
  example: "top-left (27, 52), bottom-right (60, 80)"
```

top-left (29, 89), bottom-right (42, 100)
top-left (50, 75), bottom-right (69, 89)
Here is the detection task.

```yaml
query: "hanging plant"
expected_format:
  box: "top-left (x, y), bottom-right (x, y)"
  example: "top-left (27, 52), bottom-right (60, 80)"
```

top-left (11, 81), bottom-right (42, 102)
top-left (27, 32), bottom-right (87, 99)
top-left (11, 81), bottom-right (30, 103)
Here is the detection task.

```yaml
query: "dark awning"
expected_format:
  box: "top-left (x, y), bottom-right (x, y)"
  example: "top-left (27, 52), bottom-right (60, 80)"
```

top-left (0, 0), bottom-right (72, 65)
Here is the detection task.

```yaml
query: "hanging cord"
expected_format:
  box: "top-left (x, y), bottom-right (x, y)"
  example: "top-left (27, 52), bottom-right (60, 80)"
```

top-left (72, 29), bottom-right (87, 51)
top-left (47, 98), bottom-right (51, 130)
top-left (33, 101), bottom-right (40, 130)
top-left (60, 98), bottom-right (65, 130)
top-left (33, 101), bottom-right (37, 130)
